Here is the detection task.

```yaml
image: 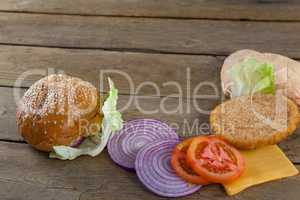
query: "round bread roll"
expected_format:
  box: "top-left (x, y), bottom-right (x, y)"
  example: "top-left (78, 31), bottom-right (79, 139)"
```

top-left (210, 93), bottom-right (300, 149)
top-left (221, 49), bottom-right (300, 105)
top-left (16, 74), bottom-right (103, 152)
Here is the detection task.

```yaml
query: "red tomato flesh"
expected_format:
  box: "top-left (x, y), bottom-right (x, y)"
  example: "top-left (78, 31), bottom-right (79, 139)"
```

top-left (187, 136), bottom-right (245, 183)
top-left (171, 138), bottom-right (210, 185)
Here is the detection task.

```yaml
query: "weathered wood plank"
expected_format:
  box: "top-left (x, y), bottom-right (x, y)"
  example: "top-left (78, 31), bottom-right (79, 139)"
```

top-left (1, 13), bottom-right (300, 57)
top-left (279, 132), bottom-right (300, 164)
top-left (0, 45), bottom-right (222, 96)
top-left (0, 0), bottom-right (300, 21)
top-left (0, 141), bottom-right (299, 200)
top-left (0, 87), bottom-right (20, 141)
top-left (1, 86), bottom-right (299, 163)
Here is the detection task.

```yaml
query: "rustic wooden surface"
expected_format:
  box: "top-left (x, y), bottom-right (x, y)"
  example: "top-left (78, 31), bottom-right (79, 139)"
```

top-left (2, 13), bottom-right (300, 57)
top-left (0, 45), bottom-right (222, 94)
top-left (1, 142), bottom-right (300, 200)
top-left (0, 1), bottom-right (299, 200)
top-left (0, 0), bottom-right (300, 21)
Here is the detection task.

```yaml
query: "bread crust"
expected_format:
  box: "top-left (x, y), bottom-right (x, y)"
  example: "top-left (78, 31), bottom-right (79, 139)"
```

top-left (16, 74), bottom-right (103, 152)
top-left (221, 49), bottom-right (300, 105)
top-left (210, 94), bottom-right (300, 150)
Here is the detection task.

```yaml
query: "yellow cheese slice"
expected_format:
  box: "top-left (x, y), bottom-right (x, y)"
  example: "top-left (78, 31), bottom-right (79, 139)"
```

top-left (223, 145), bottom-right (298, 195)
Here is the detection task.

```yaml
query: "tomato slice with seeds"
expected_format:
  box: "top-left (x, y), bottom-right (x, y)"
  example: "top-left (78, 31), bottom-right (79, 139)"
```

top-left (187, 136), bottom-right (245, 184)
top-left (171, 137), bottom-right (210, 185)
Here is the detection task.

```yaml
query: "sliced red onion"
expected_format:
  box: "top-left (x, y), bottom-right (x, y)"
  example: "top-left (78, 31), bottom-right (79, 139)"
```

top-left (70, 136), bottom-right (85, 147)
top-left (135, 139), bottom-right (201, 197)
top-left (108, 119), bottom-right (179, 169)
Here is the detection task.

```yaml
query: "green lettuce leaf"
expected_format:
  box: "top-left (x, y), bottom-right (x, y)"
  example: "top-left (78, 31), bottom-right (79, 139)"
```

top-left (49, 78), bottom-right (123, 160)
top-left (228, 58), bottom-right (275, 97)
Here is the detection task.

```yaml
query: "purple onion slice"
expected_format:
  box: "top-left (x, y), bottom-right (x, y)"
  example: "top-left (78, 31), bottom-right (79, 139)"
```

top-left (135, 139), bottom-right (201, 197)
top-left (108, 119), bottom-right (179, 169)
top-left (70, 136), bottom-right (85, 147)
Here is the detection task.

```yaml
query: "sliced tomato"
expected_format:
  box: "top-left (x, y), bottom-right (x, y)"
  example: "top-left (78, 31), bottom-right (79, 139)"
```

top-left (171, 137), bottom-right (210, 185)
top-left (187, 136), bottom-right (245, 184)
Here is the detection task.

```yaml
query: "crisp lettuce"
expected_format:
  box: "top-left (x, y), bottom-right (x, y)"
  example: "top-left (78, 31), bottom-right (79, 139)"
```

top-left (228, 58), bottom-right (275, 97)
top-left (49, 78), bottom-right (123, 160)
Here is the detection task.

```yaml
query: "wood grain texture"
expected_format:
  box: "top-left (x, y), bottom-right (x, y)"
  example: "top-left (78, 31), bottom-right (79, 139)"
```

top-left (0, 141), bottom-right (299, 200)
top-left (0, 87), bottom-right (21, 141)
top-left (0, 0), bottom-right (300, 21)
top-left (0, 45), bottom-right (222, 96)
top-left (1, 13), bottom-right (300, 57)
top-left (2, 86), bottom-right (300, 163)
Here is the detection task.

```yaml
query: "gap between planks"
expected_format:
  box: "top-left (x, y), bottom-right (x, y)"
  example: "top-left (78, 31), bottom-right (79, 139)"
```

top-left (1, 10), bottom-right (300, 23)
top-left (0, 42), bottom-right (226, 58)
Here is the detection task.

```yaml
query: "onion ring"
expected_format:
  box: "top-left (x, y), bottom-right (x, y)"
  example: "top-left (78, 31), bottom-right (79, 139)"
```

top-left (108, 119), bottom-right (179, 169)
top-left (135, 139), bottom-right (201, 197)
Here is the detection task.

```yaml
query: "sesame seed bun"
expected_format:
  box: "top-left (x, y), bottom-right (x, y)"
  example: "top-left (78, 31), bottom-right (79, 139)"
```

top-left (210, 94), bottom-right (300, 150)
top-left (16, 74), bottom-right (103, 152)
top-left (221, 49), bottom-right (300, 105)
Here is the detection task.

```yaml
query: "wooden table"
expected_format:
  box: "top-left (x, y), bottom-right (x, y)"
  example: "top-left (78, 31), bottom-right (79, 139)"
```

top-left (0, 1), bottom-right (300, 200)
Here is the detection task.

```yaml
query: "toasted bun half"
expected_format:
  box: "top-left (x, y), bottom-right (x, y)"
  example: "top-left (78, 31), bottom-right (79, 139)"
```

top-left (210, 94), bottom-right (300, 150)
top-left (221, 49), bottom-right (300, 105)
top-left (16, 74), bottom-right (103, 152)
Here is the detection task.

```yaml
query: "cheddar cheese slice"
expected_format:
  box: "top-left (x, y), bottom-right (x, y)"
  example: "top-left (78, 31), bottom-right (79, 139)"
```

top-left (223, 145), bottom-right (298, 195)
